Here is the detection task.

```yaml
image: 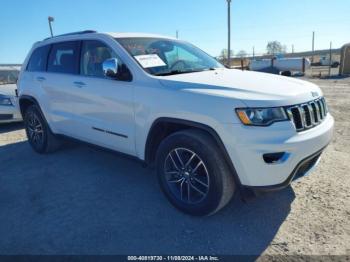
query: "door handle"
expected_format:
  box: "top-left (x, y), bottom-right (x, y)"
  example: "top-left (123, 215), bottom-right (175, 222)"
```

top-left (36, 76), bottom-right (46, 82)
top-left (73, 81), bottom-right (86, 88)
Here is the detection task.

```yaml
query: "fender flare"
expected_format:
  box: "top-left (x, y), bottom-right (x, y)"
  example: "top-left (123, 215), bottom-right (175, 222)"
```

top-left (145, 117), bottom-right (243, 188)
top-left (18, 95), bottom-right (42, 115)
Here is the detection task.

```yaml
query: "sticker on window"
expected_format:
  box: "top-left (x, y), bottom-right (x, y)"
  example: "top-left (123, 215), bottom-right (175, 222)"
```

top-left (134, 54), bottom-right (166, 68)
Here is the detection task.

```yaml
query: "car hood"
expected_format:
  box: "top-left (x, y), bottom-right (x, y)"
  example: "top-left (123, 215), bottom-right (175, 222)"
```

top-left (0, 84), bottom-right (17, 97)
top-left (158, 68), bottom-right (322, 107)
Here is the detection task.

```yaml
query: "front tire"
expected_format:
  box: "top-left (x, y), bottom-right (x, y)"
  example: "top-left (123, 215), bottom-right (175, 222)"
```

top-left (156, 129), bottom-right (235, 216)
top-left (24, 104), bottom-right (62, 154)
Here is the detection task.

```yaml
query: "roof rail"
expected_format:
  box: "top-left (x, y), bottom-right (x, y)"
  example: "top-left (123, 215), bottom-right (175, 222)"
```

top-left (44, 30), bottom-right (97, 40)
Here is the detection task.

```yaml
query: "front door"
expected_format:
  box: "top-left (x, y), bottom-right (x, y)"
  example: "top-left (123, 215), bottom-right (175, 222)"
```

top-left (68, 40), bottom-right (135, 155)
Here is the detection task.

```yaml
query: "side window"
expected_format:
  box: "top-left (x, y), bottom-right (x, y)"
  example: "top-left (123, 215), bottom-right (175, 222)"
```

top-left (26, 45), bottom-right (50, 72)
top-left (80, 40), bottom-right (132, 81)
top-left (47, 41), bottom-right (80, 74)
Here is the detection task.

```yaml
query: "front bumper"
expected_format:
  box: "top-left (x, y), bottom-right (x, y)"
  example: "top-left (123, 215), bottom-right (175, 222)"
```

top-left (0, 104), bottom-right (22, 123)
top-left (219, 114), bottom-right (334, 188)
top-left (244, 146), bottom-right (325, 192)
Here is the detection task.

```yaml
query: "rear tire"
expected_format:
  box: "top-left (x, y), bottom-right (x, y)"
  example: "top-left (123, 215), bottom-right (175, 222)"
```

top-left (24, 104), bottom-right (62, 154)
top-left (156, 129), bottom-right (235, 216)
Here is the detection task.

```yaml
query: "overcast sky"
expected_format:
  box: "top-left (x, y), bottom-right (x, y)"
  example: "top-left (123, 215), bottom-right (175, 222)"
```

top-left (0, 0), bottom-right (349, 63)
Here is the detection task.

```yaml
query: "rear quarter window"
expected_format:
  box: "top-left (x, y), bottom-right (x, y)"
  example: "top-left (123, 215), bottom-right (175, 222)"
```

top-left (47, 41), bottom-right (80, 74)
top-left (26, 45), bottom-right (51, 72)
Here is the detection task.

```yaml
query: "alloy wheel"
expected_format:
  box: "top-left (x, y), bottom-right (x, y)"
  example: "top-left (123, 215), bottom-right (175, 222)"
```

top-left (26, 112), bottom-right (44, 146)
top-left (163, 148), bottom-right (210, 204)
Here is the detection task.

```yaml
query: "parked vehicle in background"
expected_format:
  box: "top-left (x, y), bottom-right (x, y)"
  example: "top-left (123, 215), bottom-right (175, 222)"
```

top-left (17, 31), bottom-right (334, 216)
top-left (0, 66), bottom-right (22, 123)
top-left (320, 56), bottom-right (340, 68)
top-left (249, 57), bottom-right (311, 76)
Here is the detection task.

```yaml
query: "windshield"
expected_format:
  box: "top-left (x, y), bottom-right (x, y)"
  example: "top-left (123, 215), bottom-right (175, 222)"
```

top-left (115, 38), bottom-right (223, 76)
top-left (0, 70), bottom-right (19, 85)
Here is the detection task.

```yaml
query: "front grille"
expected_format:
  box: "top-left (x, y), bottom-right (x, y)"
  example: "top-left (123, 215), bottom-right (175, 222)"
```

top-left (0, 114), bottom-right (13, 120)
top-left (286, 97), bottom-right (328, 132)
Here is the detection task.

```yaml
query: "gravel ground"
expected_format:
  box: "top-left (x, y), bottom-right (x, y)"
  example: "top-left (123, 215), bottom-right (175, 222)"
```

top-left (0, 77), bottom-right (349, 257)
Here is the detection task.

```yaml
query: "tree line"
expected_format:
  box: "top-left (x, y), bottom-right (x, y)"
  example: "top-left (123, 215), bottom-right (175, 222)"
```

top-left (220, 40), bottom-right (287, 61)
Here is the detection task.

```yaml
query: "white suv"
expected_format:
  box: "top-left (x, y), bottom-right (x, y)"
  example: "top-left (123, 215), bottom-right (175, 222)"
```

top-left (17, 31), bottom-right (334, 216)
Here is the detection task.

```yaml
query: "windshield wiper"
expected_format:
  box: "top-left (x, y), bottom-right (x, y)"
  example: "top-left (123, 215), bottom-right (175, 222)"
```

top-left (154, 70), bottom-right (199, 76)
top-left (154, 68), bottom-right (216, 76)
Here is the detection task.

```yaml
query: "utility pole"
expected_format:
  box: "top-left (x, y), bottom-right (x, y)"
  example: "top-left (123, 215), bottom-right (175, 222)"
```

top-left (312, 31), bottom-right (315, 63)
top-left (252, 46), bottom-right (255, 59)
top-left (292, 44), bottom-right (294, 54)
top-left (329, 41), bottom-right (332, 77)
top-left (176, 30), bottom-right (179, 39)
top-left (227, 0), bottom-right (232, 67)
top-left (48, 16), bottom-right (54, 37)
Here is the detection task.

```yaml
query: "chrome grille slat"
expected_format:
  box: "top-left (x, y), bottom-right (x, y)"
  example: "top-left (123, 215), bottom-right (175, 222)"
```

top-left (286, 97), bottom-right (328, 132)
top-left (310, 102), bottom-right (319, 123)
top-left (297, 106), bottom-right (306, 129)
top-left (308, 103), bottom-right (315, 125)
top-left (321, 98), bottom-right (327, 114)
top-left (317, 100), bottom-right (324, 120)
top-left (290, 107), bottom-right (303, 130)
top-left (302, 104), bottom-right (312, 127)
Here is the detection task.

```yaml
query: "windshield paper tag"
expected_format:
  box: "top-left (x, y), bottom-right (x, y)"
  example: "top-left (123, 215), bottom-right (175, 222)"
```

top-left (134, 54), bottom-right (166, 68)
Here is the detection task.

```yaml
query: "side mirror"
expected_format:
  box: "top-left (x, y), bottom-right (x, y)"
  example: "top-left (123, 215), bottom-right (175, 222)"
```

top-left (103, 58), bottom-right (119, 78)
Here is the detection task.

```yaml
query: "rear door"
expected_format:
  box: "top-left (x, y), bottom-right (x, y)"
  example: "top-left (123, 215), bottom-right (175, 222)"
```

top-left (19, 45), bottom-right (51, 118)
top-left (43, 41), bottom-right (82, 135)
top-left (68, 40), bottom-right (135, 155)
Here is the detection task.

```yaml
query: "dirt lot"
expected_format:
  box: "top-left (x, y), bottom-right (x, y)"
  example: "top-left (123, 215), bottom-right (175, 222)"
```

top-left (0, 77), bottom-right (349, 257)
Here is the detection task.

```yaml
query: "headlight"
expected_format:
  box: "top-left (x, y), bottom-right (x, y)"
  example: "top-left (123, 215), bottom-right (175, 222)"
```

top-left (0, 96), bottom-right (13, 106)
top-left (236, 107), bottom-right (288, 126)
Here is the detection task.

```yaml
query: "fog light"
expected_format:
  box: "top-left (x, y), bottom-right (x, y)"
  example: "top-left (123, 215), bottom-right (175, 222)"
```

top-left (263, 152), bottom-right (288, 164)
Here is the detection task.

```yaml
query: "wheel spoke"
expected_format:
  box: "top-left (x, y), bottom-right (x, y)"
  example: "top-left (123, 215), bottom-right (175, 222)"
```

top-left (29, 115), bottom-right (35, 126)
top-left (32, 117), bottom-right (37, 126)
top-left (193, 177), bottom-right (209, 188)
top-left (189, 181), bottom-right (206, 196)
top-left (175, 149), bottom-right (185, 168)
top-left (168, 177), bottom-right (184, 184)
top-left (192, 160), bottom-right (203, 175)
top-left (184, 152), bottom-right (196, 168)
top-left (29, 130), bottom-right (35, 139)
top-left (169, 153), bottom-right (180, 171)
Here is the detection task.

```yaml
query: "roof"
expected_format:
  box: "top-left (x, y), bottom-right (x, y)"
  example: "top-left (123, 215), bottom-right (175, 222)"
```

top-left (342, 43), bottom-right (350, 48)
top-left (105, 32), bottom-right (176, 40)
top-left (37, 31), bottom-right (177, 47)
